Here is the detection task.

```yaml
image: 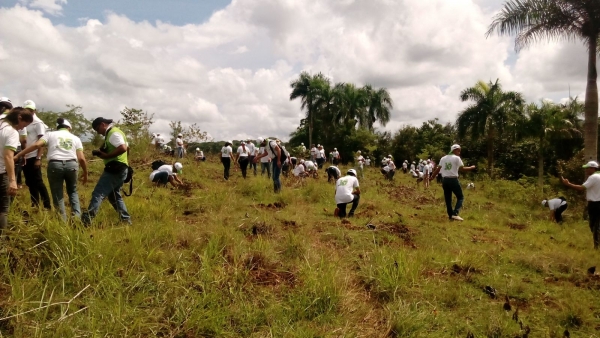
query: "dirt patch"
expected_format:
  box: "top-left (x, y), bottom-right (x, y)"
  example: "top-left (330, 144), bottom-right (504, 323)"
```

top-left (508, 223), bottom-right (527, 230)
top-left (450, 263), bottom-right (481, 276)
top-left (280, 220), bottom-right (297, 227)
top-left (178, 182), bottom-right (205, 197)
top-left (380, 223), bottom-right (417, 248)
top-left (257, 202), bottom-right (286, 210)
top-left (244, 252), bottom-right (296, 287)
top-left (238, 222), bottom-right (274, 238)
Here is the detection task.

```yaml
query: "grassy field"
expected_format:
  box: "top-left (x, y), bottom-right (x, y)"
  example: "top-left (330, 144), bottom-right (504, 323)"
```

top-left (1, 153), bottom-right (599, 337)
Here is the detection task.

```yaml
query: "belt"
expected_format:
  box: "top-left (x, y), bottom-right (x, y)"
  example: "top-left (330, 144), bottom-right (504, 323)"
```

top-left (443, 176), bottom-right (458, 179)
top-left (49, 159), bottom-right (77, 163)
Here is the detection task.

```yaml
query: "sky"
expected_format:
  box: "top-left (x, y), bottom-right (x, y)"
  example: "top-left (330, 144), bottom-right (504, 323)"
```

top-left (0, 0), bottom-right (592, 141)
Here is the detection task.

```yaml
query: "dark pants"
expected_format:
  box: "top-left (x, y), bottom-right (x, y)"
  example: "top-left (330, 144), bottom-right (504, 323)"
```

top-left (221, 157), bottom-right (231, 180)
top-left (437, 174), bottom-right (442, 183)
top-left (554, 203), bottom-right (568, 223)
top-left (316, 158), bottom-right (325, 169)
top-left (326, 168), bottom-right (339, 183)
top-left (272, 162), bottom-right (282, 193)
top-left (82, 168), bottom-right (130, 224)
top-left (442, 177), bottom-right (463, 219)
top-left (0, 173), bottom-right (9, 232)
top-left (282, 163), bottom-right (290, 176)
top-left (152, 171), bottom-right (170, 186)
top-left (239, 157), bottom-right (249, 178)
top-left (261, 162), bottom-right (271, 178)
top-left (23, 157), bottom-right (51, 209)
top-left (588, 201), bottom-right (600, 249)
top-left (248, 156), bottom-right (257, 175)
top-left (333, 158), bottom-right (339, 165)
top-left (337, 194), bottom-right (360, 218)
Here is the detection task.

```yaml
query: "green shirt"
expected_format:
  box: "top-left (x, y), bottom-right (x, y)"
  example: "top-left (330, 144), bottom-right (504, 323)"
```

top-left (103, 126), bottom-right (128, 166)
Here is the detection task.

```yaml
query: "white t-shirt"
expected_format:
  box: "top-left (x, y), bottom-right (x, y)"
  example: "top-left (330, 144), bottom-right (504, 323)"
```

top-left (304, 160), bottom-right (316, 170)
top-left (327, 166), bottom-right (341, 177)
top-left (149, 164), bottom-right (174, 180)
top-left (265, 140), bottom-right (281, 160)
top-left (410, 164), bottom-right (415, 171)
top-left (546, 198), bottom-right (567, 210)
top-left (310, 147), bottom-right (317, 157)
top-left (423, 164), bottom-right (431, 175)
top-left (41, 129), bottom-right (83, 161)
top-left (335, 175), bottom-right (360, 204)
top-left (388, 161), bottom-right (396, 170)
top-left (293, 164), bottom-right (305, 177)
top-left (318, 149), bottom-right (325, 159)
top-left (195, 150), bottom-right (202, 156)
top-left (107, 126), bottom-right (127, 148)
top-left (237, 145), bottom-right (249, 157)
top-left (356, 155), bottom-right (364, 168)
top-left (402, 162), bottom-right (407, 169)
top-left (365, 158), bottom-right (371, 166)
top-left (22, 115), bottom-right (47, 159)
top-left (259, 147), bottom-right (270, 163)
top-left (156, 135), bottom-right (165, 144)
top-left (332, 151), bottom-right (339, 158)
top-left (176, 137), bottom-right (183, 147)
top-left (583, 173), bottom-right (600, 201)
top-left (246, 142), bottom-right (256, 156)
top-left (221, 146), bottom-right (233, 158)
top-left (382, 166), bottom-right (391, 173)
top-left (438, 154), bottom-right (464, 178)
top-left (0, 121), bottom-right (19, 174)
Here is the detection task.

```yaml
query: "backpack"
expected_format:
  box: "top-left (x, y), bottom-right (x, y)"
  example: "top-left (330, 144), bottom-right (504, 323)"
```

top-left (152, 160), bottom-right (166, 170)
top-left (268, 141), bottom-right (287, 163)
top-left (123, 165), bottom-right (134, 196)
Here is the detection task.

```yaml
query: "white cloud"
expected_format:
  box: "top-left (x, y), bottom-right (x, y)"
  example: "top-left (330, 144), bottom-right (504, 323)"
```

top-left (19, 0), bottom-right (66, 16)
top-left (0, 0), bottom-right (593, 142)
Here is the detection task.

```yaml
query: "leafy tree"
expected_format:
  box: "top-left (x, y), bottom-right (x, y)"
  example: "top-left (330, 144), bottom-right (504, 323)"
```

top-left (169, 121), bottom-right (184, 146)
top-left (119, 107), bottom-right (154, 145)
top-left (488, 0), bottom-right (600, 163)
top-left (363, 84), bottom-right (393, 130)
top-left (457, 79), bottom-right (524, 178)
top-left (290, 72), bottom-right (331, 147)
top-left (37, 105), bottom-right (92, 138)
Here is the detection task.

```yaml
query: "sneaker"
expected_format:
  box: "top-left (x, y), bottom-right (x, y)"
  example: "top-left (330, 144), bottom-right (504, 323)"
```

top-left (451, 215), bottom-right (464, 221)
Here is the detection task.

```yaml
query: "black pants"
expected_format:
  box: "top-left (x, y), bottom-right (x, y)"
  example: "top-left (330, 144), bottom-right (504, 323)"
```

top-left (238, 157), bottom-right (249, 178)
top-left (282, 163), bottom-right (290, 176)
top-left (442, 177), bottom-right (464, 219)
top-left (326, 168), bottom-right (339, 183)
top-left (23, 157), bottom-right (51, 209)
top-left (554, 203), bottom-right (568, 223)
top-left (0, 173), bottom-right (9, 232)
top-left (221, 157), bottom-right (231, 180)
top-left (316, 158), bottom-right (325, 169)
top-left (248, 156), bottom-right (257, 175)
top-left (588, 201), bottom-right (600, 249)
top-left (337, 194), bottom-right (360, 218)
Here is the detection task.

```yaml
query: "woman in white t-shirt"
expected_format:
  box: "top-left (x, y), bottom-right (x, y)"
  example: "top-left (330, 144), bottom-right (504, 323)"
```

top-left (220, 141), bottom-right (233, 180)
top-left (355, 151), bottom-right (365, 179)
top-left (16, 118), bottom-right (87, 220)
top-left (236, 142), bottom-right (250, 179)
top-left (0, 108), bottom-right (33, 230)
top-left (150, 162), bottom-right (183, 187)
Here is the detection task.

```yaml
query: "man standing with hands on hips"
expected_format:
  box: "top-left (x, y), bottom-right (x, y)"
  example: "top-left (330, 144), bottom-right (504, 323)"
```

top-left (431, 144), bottom-right (476, 221)
top-left (561, 161), bottom-right (600, 249)
top-left (82, 117), bottom-right (131, 225)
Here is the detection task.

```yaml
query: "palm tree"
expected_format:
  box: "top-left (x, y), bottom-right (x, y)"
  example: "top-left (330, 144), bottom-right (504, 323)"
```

top-left (289, 72), bottom-right (331, 147)
top-left (330, 83), bottom-right (369, 128)
top-left (363, 85), bottom-right (393, 130)
top-left (524, 100), bottom-right (581, 191)
top-left (487, 0), bottom-right (600, 162)
top-left (457, 79), bottom-right (525, 178)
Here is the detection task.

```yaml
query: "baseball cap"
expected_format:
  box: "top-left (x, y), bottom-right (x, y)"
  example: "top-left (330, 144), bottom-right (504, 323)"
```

top-left (583, 161), bottom-right (599, 169)
top-left (347, 169), bottom-right (357, 176)
top-left (257, 137), bottom-right (264, 143)
top-left (450, 144), bottom-right (461, 153)
top-left (57, 118), bottom-right (72, 129)
top-left (0, 97), bottom-right (12, 110)
top-left (196, 148), bottom-right (199, 151)
top-left (23, 100), bottom-right (36, 110)
top-left (541, 200), bottom-right (547, 207)
top-left (92, 117), bottom-right (113, 130)
top-left (178, 133), bottom-right (183, 137)
top-left (174, 162), bottom-right (183, 173)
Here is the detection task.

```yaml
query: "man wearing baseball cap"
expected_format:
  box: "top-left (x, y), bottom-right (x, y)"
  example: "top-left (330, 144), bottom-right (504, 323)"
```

top-left (21, 100), bottom-right (52, 209)
top-left (561, 160), bottom-right (600, 248)
top-left (334, 169), bottom-right (361, 218)
top-left (431, 144), bottom-right (476, 221)
top-left (254, 137), bottom-right (286, 193)
top-left (82, 117), bottom-right (131, 225)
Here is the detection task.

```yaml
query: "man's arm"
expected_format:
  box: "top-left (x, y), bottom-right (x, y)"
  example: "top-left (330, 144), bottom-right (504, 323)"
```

top-left (98, 144), bottom-right (127, 159)
top-left (4, 149), bottom-right (17, 196)
top-left (77, 149), bottom-right (88, 185)
top-left (15, 139), bottom-right (45, 161)
top-left (275, 145), bottom-right (282, 168)
top-left (561, 176), bottom-right (586, 191)
top-left (431, 165), bottom-right (442, 178)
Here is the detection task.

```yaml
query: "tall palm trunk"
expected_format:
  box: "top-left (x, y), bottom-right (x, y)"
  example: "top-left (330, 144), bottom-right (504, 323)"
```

top-left (309, 107), bottom-right (313, 149)
top-left (584, 36), bottom-right (599, 164)
top-left (487, 129), bottom-right (495, 179)
top-left (538, 137), bottom-right (544, 193)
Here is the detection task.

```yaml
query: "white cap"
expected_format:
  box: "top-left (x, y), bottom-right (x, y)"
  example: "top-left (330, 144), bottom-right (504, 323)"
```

top-left (334, 148), bottom-right (337, 150)
top-left (23, 100), bottom-right (36, 110)
top-left (0, 97), bottom-right (12, 109)
top-left (450, 144), bottom-right (461, 152)
top-left (196, 148), bottom-right (199, 151)
top-left (347, 169), bottom-right (357, 176)
top-left (301, 142), bottom-right (304, 145)
top-left (542, 200), bottom-right (547, 206)
top-left (300, 159), bottom-right (305, 163)
top-left (58, 119), bottom-right (72, 129)
top-left (583, 161), bottom-right (599, 168)
top-left (357, 150), bottom-right (361, 153)
top-left (178, 133), bottom-right (183, 137)
top-left (257, 137), bottom-right (264, 143)
top-left (174, 162), bottom-right (183, 172)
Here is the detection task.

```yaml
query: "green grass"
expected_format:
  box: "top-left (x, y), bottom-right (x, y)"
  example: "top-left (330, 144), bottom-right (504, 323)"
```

top-left (2, 155), bottom-right (600, 337)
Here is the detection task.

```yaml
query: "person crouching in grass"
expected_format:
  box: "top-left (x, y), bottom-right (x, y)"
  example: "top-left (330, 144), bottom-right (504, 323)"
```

top-left (561, 161), bottom-right (600, 248)
top-left (150, 162), bottom-right (183, 187)
top-left (334, 169), bottom-right (360, 218)
top-left (326, 165), bottom-right (341, 183)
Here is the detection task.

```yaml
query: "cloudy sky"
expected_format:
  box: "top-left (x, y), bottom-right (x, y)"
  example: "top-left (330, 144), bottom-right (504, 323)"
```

top-left (0, 0), bottom-right (591, 141)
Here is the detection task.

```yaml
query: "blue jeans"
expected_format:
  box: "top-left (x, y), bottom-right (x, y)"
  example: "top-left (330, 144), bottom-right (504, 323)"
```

top-left (272, 162), bottom-right (282, 193)
top-left (261, 162), bottom-right (271, 178)
top-left (442, 177), bottom-right (463, 218)
top-left (177, 146), bottom-right (184, 158)
top-left (82, 168), bottom-right (131, 224)
top-left (47, 160), bottom-right (80, 220)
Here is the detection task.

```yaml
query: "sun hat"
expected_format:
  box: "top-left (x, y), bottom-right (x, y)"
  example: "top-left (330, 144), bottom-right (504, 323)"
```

top-left (23, 100), bottom-right (36, 110)
top-left (583, 161), bottom-right (599, 169)
top-left (92, 117), bottom-right (113, 130)
top-left (347, 169), bottom-right (357, 176)
top-left (541, 200), bottom-right (547, 207)
top-left (174, 162), bottom-right (183, 173)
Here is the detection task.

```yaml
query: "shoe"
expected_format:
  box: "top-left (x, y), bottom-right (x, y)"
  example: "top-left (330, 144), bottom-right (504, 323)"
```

top-left (451, 215), bottom-right (464, 221)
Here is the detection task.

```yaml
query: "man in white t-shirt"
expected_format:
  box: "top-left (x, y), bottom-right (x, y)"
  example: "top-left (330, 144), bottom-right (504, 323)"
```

top-left (310, 144), bottom-right (317, 162)
top-left (326, 165), bottom-right (341, 183)
top-left (542, 197), bottom-right (568, 223)
top-left (175, 134), bottom-right (184, 158)
top-left (365, 157), bottom-right (371, 167)
top-left (316, 145), bottom-right (326, 168)
top-left (303, 160), bottom-right (317, 177)
top-left (334, 169), bottom-right (360, 218)
top-left (355, 151), bottom-right (365, 179)
top-left (236, 142), bottom-right (250, 179)
top-left (402, 160), bottom-right (408, 174)
top-left (431, 144), bottom-right (476, 221)
top-left (21, 100), bottom-right (51, 209)
top-left (423, 161), bottom-right (431, 188)
top-left (195, 148), bottom-right (205, 161)
top-left (293, 161), bottom-right (308, 178)
top-left (150, 163), bottom-right (183, 187)
top-left (561, 161), bottom-right (600, 248)
top-left (246, 139), bottom-right (257, 176)
top-left (255, 137), bottom-right (286, 193)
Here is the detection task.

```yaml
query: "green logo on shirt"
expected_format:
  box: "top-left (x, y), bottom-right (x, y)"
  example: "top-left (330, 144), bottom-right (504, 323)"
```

top-left (444, 163), bottom-right (452, 170)
top-left (338, 179), bottom-right (348, 186)
top-left (58, 137), bottom-right (73, 150)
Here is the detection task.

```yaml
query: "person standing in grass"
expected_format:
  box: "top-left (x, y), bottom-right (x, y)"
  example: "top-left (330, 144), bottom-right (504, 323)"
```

top-left (310, 144), bottom-right (317, 162)
top-left (83, 117), bottom-right (131, 225)
top-left (175, 133), bottom-right (184, 159)
top-left (16, 118), bottom-right (88, 221)
top-left (431, 144), bottom-right (476, 222)
top-left (423, 160), bottom-right (431, 188)
top-left (0, 108), bottom-right (33, 231)
top-left (334, 169), bottom-right (360, 218)
top-left (246, 139), bottom-right (257, 176)
top-left (365, 157), bottom-right (371, 167)
top-left (402, 160), bottom-right (408, 174)
top-left (259, 141), bottom-right (271, 178)
top-left (255, 137), bottom-right (286, 193)
top-left (150, 162), bottom-right (183, 187)
top-left (541, 197), bottom-right (568, 224)
top-left (236, 141), bottom-right (250, 179)
top-left (21, 100), bottom-right (52, 210)
top-left (355, 151), bottom-right (365, 179)
top-left (220, 141), bottom-right (233, 180)
top-left (561, 161), bottom-right (600, 248)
